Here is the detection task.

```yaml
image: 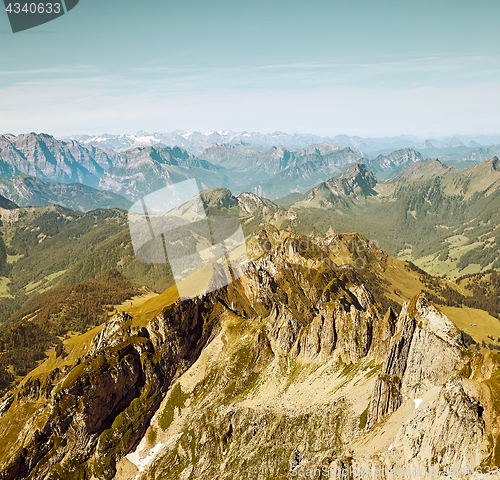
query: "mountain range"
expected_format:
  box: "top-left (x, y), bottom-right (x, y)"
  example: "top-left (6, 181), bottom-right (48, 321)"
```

top-left (0, 224), bottom-right (499, 478)
top-left (3, 132), bottom-right (500, 209)
top-left (0, 133), bottom-right (118, 187)
top-left (97, 145), bottom-right (229, 202)
top-left (62, 130), bottom-right (500, 155)
top-left (0, 174), bottom-right (130, 212)
top-left (0, 138), bottom-right (500, 478)
top-left (197, 142), bottom-right (367, 199)
top-left (1, 140), bottom-right (500, 280)
top-left (284, 156), bottom-right (500, 278)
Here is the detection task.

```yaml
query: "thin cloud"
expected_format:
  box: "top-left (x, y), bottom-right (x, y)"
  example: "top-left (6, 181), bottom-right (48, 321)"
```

top-left (1, 81), bottom-right (500, 138)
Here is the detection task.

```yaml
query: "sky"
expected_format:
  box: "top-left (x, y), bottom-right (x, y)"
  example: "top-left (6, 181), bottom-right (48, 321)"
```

top-left (0, 0), bottom-right (499, 137)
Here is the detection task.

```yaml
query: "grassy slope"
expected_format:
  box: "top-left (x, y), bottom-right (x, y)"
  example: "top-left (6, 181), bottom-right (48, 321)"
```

top-left (1, 226), bottom-right (500, 476)
top-left (0, 205), bottom-right (171, 323)
top-left (287, 159), bottom-right (500, 278)
top-left (0, 269), bottom-right (149, 387)
top-left (440, 306), bottom-right (500, 345)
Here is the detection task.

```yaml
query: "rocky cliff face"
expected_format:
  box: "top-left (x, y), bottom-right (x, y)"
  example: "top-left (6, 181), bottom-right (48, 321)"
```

top-left (0, 133), bottom-right (117, 186)
top-left (323, 163), bottom-right (377, 197)
top-left (0, 297), bottom-right (216, 480)
top-left (0, 226), bottom-right (498, 479)
top-left (368, 148), bottom-right (424, 180)
top-left (97, 145), bottom-right (228, 201)
top-left (367, 293), bottom-right (467, 426)
top-left (298, 163), bottom-right (377, 208)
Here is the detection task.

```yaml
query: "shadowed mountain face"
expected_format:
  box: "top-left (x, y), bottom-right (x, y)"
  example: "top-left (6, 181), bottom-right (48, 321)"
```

top-left (0, 226), bottom-right (497, 479)
top-left (0, 174), bottom-right (131, 212)
top-left (0, 194), bottom-right (17, 210)
top-left (0, 133), bottom-right (118, 186)
top-left (0, 195), bottom-right (17, 276)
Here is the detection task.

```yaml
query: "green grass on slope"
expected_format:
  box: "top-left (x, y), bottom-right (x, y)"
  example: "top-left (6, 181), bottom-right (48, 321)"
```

top-left (441, 306), bottom-right (500, 346)
top-left (0, 206), bottom-right (171, 323)
top-left (287, 173), bottom-right (500, 278)
top-left (0, 269), bottom-right (147, 387)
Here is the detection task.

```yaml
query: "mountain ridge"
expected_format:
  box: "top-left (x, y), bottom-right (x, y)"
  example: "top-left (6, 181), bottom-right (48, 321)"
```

top-left (0, 133), bottom-right (118, 186)
top-left (0, 174), bottom-right (131, 212)
top-left (0, 226), bottom-right (498, 479)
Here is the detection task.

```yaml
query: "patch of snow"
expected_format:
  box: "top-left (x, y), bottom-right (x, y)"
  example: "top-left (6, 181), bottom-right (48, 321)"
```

top-left (388, 444), bottom-right (393, 451)
top-left (127, 441), bottom-right (164, 477)
top-left (413, 399), bottom-right (423, 408)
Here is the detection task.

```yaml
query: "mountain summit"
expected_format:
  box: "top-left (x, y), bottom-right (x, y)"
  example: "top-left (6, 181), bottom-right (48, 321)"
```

top-left (0, 227), bottom-right (497, 479)
top-left (324, 163), bottom-right (377, 196)
top-left (368, 148), bottom-right (424, 180)
top-left (297, 163), bottom-right (377, 208)
top-left (418, 139), bottom-right (435, 149)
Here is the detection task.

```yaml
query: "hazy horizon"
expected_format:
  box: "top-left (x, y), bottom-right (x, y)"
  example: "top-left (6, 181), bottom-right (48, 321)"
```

top-left (1, 0), bottom-right (499, 137)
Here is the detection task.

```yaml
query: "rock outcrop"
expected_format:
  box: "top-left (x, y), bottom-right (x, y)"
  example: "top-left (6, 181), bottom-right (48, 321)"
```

top-left (0, 228), bottom-right (498, 480)
top-left (367, 293), bottom-right (467, 427)
top-left (0, 293), bottom-right (216, 480)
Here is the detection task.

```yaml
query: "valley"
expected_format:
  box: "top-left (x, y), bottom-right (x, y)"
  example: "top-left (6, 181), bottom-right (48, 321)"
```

top-left (0, 131), bottom-right (499, 479)
top-left (0, 226), bottom-right (499, 479)
top-left (4, 0), bottom-right (500, 476)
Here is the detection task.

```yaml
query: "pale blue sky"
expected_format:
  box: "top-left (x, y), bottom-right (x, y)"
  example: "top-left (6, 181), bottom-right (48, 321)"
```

top-left (0, 0), bottom-right (499, 137)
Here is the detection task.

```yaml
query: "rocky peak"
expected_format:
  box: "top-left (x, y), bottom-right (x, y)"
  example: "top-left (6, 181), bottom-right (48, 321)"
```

top-left (418, 139), bottom-right (435, 149)
top-left (405, 293), bottom-right (463, 347)
top-left (89, 312), bottom-right (132, 355)
top-left (237, 191), bottom-right (277, 215)
top-left (324, 163), bottom-right (377, 196)
top-left (444, 138), bottom-right (465, 148)
top-left (1, 229), bottom-right (499, 479)
top-left (270, 145), bottom-right (288, 158)
top-left (300, 142), bottom-right (342, 156)
top-left (367, 292), bottom-right (467, 427)
top-left (490, 155), bottom-right (499, 171)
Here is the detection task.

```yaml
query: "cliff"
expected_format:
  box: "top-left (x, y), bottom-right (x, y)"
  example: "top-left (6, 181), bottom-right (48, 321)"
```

top-left (0, 227), bottom-right (499, 479)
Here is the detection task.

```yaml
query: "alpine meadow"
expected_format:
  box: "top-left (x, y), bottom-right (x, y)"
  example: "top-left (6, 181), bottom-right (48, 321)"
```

top-left (1, 1), bottom-right (500, 479)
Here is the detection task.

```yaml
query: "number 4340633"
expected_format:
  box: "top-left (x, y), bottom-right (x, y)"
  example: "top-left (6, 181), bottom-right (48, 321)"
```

top-left (5, 3), bottom-right (61, 14)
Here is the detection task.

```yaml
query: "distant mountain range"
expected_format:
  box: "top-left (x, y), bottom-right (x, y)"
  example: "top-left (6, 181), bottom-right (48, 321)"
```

top-left (61, 130), bottom-right (500, 156)
top-left (2, 131), bottom-right (500, 209)
top-left (63, 130), bottom-right (416, 155)
top-left (0, 174), bottom-right (130, 212)
top-left (0, 133), bottom-right (118, 186)
top-left (197, 142), bottom-right (367, 199)
top-left (97, 145), bottom-right (230, 202)
top-left (366, 148), bottom-right (424, 180)
top-left (425, 147), bottom-right (499, 170)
